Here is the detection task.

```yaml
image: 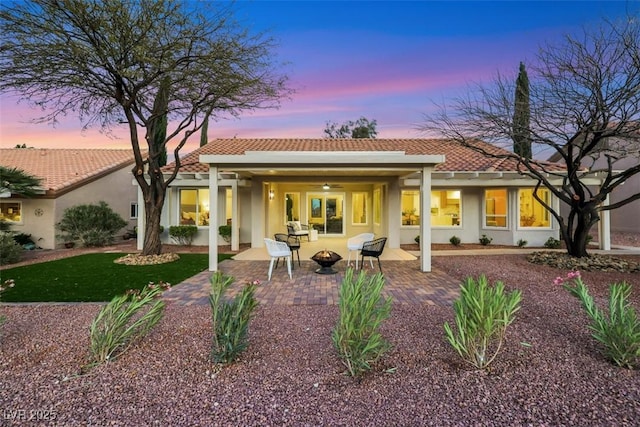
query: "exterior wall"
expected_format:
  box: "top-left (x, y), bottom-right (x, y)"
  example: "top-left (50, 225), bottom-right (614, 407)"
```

top-left (55, 165), bottom-right (137, 246)
top-left (401, 186), bottom-right (559, 246)
top-left (2, 198), bottom-right (56, 249)
top-left (3, 165), bottom-right (136, 250)
top-left (161, 178), bottom-right (560, 248)
top-left (593, 156), bottom-right (639, 234)
top-left (162, 184), bottom-right (253, 246)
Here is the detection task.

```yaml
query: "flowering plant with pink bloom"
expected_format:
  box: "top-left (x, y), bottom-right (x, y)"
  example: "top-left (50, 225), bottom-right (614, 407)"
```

top-left (557, 271), bottom-right (639, 369)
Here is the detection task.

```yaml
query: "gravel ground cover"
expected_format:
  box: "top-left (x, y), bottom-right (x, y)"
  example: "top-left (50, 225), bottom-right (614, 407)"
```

top-left (1, 237), bottom-right (639, 425)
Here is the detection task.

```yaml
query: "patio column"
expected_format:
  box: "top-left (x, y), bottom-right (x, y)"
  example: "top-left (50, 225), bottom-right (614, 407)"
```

top-left (208, 165), bottom-right (219, 271)
top-left (231, 181), bottom-right (239, 251)
top-left (420, 166), bottom-right (432, 272)
top-left (599, 194), bottom-right (611, 250)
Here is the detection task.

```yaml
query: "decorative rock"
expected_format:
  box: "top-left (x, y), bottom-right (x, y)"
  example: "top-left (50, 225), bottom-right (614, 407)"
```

top-left (527, 251), bottom-right (639, 273)
top-left (113, 253), bottom-right (180, 266)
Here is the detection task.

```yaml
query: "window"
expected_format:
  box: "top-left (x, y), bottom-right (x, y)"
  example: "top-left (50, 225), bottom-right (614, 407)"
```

top-left (179, 189), bottom-right (210, 226)
top-left (430, 190), bottom-right (461, 227)
top-left (284, 192), bottom-right (300, 223)
top-left (373, 188), bottom-right (381, 225)
top-left (130, 202), bottom-right (138, 219)
top-left (485, 189), bottom-right (507, 227)
top-left (519, 188), bottom-right (551, 228)
top-left (0, 201), bottom-right (22, 223)
top-left (352, 192), bottom-right (367, 225)
top-left (401, 190), bottom-right (420, 226)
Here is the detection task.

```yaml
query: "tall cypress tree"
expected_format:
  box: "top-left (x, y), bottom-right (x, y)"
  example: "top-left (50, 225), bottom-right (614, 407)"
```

top-left (200, 111), bottom-right (210, 147)
top-left (512, 62), bottom-right (532, 159)
top-left (150, 76), bottom-right (169, 167)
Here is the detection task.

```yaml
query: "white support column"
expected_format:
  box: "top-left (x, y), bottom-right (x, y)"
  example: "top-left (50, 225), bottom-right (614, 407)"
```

top-left (231, 181), bottom-right (239, 251)
top-left (599, 194), bottom-right (611, 250)
top-left (420, 166), bottom-right (432, 272)
top-left (136, 185), bottom-right (144, 251)
top-left (209, 166), bottom-right (219, 271)
top-left (387, 178), bottom-right (401, 248)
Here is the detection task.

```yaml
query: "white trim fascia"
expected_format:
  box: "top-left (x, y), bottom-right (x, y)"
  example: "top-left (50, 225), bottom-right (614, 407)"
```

top-left (200, 152), bottom-right (444, 166)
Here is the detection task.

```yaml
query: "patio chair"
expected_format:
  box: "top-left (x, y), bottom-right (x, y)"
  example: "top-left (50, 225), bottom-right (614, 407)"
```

top-left (346, 232), bottom-right (375, 269)
top-left (360, 237), bottom-right (387, 273)
top-left (287, 221), bottom-right (310, 242)
top-left (275, 233), bottom-right (301, 268)
top-left (264, 238), bottom-right (292, 281)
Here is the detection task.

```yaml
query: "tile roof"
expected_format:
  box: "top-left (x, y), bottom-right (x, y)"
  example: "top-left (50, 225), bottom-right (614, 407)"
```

top-left (0, 148), bottom-right (137, 196)
top-left (166, 138), bottom-right (566, 174)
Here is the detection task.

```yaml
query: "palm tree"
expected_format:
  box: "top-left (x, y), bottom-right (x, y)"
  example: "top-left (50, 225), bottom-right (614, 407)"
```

top-left (0, 166), bottom-right (42, 197)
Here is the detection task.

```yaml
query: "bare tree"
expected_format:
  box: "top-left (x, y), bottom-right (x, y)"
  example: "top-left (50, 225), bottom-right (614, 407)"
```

top-left (419, 17), bottom-right (640, 257)
top-left (0, 0), bottom-right (290, 255)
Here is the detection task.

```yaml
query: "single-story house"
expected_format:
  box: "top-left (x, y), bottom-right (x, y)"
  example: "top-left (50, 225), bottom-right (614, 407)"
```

top-left (0, 148), bottom-right (139, 249)
top-left (143, 138), bottom-right (611, 272)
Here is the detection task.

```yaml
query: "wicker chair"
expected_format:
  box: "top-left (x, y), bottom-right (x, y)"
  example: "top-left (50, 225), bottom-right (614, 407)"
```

top-left (360, 237), bottom-right (387, 273)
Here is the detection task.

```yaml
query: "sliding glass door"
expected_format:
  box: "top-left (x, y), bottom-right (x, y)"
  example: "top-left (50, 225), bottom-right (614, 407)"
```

top-left (307, 193), bottom-right (344, 235)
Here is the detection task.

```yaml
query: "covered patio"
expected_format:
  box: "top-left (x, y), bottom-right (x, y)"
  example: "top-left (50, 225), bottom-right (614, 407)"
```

top-left (162, 255), bottom-right (461, 306)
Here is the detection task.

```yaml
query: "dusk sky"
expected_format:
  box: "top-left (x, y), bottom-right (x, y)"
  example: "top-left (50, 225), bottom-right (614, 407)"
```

top-left (0, 1), bottom-right (637, 155)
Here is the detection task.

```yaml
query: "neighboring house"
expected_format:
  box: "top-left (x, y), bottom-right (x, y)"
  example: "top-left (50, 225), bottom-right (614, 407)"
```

top-left (146, 138), bottom-right (607, 272)
top-left (548, 145), bottom-right (640, 237)
top-left (0, 148), bottom-right (138, 249)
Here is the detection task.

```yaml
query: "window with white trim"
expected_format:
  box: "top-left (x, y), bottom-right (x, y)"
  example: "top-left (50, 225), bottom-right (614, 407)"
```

top-left (485, 189), bottom-right (507, 228)
top-left (430, 190), bottom-right (461, 227)
top-left (519, 188), bottom-right (551, 228)
top-left (179, 189), bottom-right (210, 226)
top-left (0, 201), bottom-right (22, 223)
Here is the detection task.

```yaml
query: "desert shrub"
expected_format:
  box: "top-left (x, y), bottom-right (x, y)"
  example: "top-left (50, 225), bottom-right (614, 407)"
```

top-left (88, 282), bottom-right (169, 367)
top-left (0, 232), bottom-right (22, 265)
top-left (218, 225), bottom-right (232, 243)
top-left (414, 235), bottom-right (420, 244)
top-left (479, 234), bottom-right (493, 246)
top-left (332, 269), bottom-right (392, 377)
top-left (449, 235), bottom-right (461, 246)
top-left (517, 239), bottom-right (528, 248)
top-left (209, 272), bottom-right (259, 364)
top-left (58, 201), bottom-right (127, 247)
top-left (0, 220), bottom-right (10, 231)
top-left (544, 237), bottom-right (561, 249)
top-left (169, 225), bottom-right (198, 246)
top-left (444, 275), bottom-right (521, 369)
top-left (557, 271), bottom-right (640, 369)
top-left (12, 233), bottom-right (34, 246)
top-left (0, 279), bottom-right (16, 333)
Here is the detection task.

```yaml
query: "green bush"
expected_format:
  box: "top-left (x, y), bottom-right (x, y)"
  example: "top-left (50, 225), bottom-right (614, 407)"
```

top-left (0, 220), bottom-right (11, 231)
top-left (218, 225), bottom-right (231, 243)
top-left (517, 239), bottom-right (528, 248)
top-left (479, 234), bottom-right (493, 246)
top-left (558, 271), bottom-right (640, 369)
top-left (88, 282), bottom-right (169, 368)
top-left (0, 232), bottom-right (22, 265)
top-left (332, 268), bottom-right (392, 377)
top-left (169, 225), bottom-right (198, 246)
top-left (209, 272), bottom-right (259, 364)
top-left (444, 275), bottom-right (522, 369)
top-left (449, 235), bottom-right (461, 246)
top-left (414, 235), bottom-right (420, 244)
top-left (544, 237), bottom-right (561, 249)
top-left (57, 201), bottom-right (127, 247)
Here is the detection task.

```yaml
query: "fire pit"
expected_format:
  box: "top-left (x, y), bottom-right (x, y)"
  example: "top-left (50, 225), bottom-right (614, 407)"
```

top-left (311, 250), bottom-right (342, 274)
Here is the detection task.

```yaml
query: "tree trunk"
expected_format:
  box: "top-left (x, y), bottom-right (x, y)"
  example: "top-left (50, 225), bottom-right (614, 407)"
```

top-left (564, 206), bottom-right (598, 258)
top-left (142, 198), bottom-right (164, 255)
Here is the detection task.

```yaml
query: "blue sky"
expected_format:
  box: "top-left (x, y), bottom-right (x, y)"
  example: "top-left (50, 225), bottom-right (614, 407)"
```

top-left (0, 0), bottom-right (637, 151)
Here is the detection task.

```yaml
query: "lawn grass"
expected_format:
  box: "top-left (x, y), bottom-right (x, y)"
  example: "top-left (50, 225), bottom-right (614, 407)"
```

top-left (1, 253), bottom-right (234, 302)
